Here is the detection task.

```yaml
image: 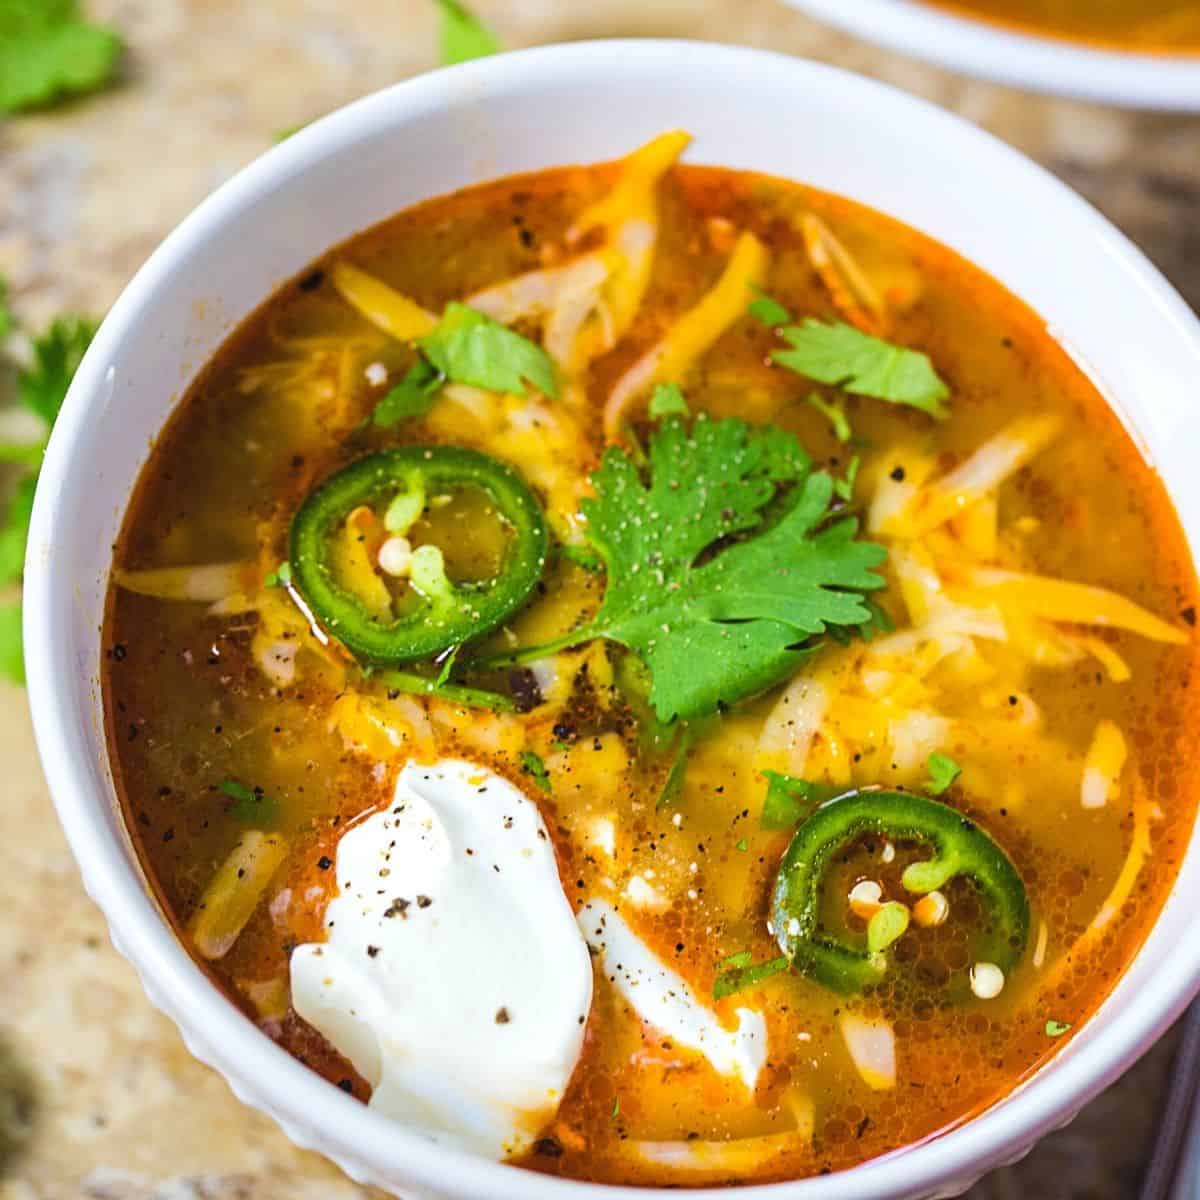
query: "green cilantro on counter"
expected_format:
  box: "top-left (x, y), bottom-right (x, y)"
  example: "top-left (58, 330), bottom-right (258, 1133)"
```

top-left (489, 415), bottom-right (886, 723)
top-left (434, 0), bottom-right (499, 65)
top-left (771, 318), bottom-right (950, 420)
top-left (0, 280), bottom-right (98, 683)
top-left (0, 0), bottom-right (122, 115)
top-left (924, 752), bottom-right (962, 796)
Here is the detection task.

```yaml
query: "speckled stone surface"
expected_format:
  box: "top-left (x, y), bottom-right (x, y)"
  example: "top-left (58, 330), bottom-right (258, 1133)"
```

top-left (0, 2), bottom-right (1197, 1197)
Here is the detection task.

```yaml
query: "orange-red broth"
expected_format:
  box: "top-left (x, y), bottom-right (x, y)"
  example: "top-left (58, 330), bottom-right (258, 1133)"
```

top-left (104, 161), bottom-right (1199, 1186)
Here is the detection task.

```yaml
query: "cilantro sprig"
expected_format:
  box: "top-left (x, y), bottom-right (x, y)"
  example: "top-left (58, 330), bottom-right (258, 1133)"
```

top-left (0, 284), bottom-right (99, 681)
top-left (0, 0), bottom-right (123, 115)
top-left (488, 414), bottom-right (886, 722)
top-left (366, 302), bottom-right (558, 425)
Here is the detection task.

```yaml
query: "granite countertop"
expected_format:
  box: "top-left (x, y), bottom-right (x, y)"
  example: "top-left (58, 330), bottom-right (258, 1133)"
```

top-left (1, 2), bottom-right (1197, 1197)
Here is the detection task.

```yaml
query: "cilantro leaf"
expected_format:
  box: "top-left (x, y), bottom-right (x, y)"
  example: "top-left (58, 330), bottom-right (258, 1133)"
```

top-left (748, 291), bottom-right (792, 327)
top-left (924, 752), bottom-right (961, 795)
top-left (433, 0), bottom-right (499, 65)
top-left (806, 392), bottom-right (851, 443)
top-left (18, 316), bottom-right (98, 425)
top-left (1045, 1019), bottom-right (1071, 1037)
top-left (720, 950), bottom-right (752, 970)
top-left (0, 601), bottom-right (22, 683)
top-left (418, 302), bottom-right (558, 398)
top-left (508, 416), bottom-right (884, 722)
top-left (761, 771), bottom-right (841, 830)
top-left (371, 358), bottom-right (445, 426)
top-left (558, 541), bottom-right (602, 574)
top-left (833, 454), bottom-right (860, 502)
top-left (713, 954), bottom-right (788, 1000)
top-left (772, 319), bottom-right (949, 420)
top-left (519, 749), bottom-right (551, 793)
top-left (0, 0), bottom-right (122, 115)
top-left (648, 382), bottom-right (688, 419)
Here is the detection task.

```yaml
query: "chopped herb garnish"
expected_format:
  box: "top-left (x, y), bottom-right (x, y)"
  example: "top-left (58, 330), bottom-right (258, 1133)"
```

top-left (0, 0), bottom-right (123, 115)
top-left (263, 561), bottom-right (292, 589)
top-left (648, 381), bottom-right (689, 419)
top-left (419, 302), bottom-right (558, 398)
top-left (371, 357), bottom-right (445, 426)
top-left (761, 771), bottom-right (841, 830)
top-left (720, 950), bottom-right (753, 970)
top-left (736, 838), bottom-right (748, 852)
top-left (519, 749), bottom-right (552, 793)
top-left (1045, 1019), bottom-right (1072, 1037)
top-left (713, 954), bottom-right (788, 1000)
top-left (434, 0), bottom-right (500, 66)
top-left (434, 644), bottom-right (461, 687)
top-left (772, 319), bottom-right (950, 420)
top-left (376, 667), bottom-right (515, 713)
top-left (748, 290), bottom-right (792, 327)
top-left (806, 392), bottom-right (851, 443)
top-left (217, 779), bottom-right (277, 823)
top-left (488, 416), bottom-right (886, 722)
top-left (924, 752), bottom-right (962, 795)
top-left (833, 454), bottom-right (860, 502)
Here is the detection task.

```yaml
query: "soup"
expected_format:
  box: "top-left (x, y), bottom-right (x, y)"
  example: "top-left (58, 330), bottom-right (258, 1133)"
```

top-left (920, 0), bottom-right (1200, 53)
top-left (103, 132), bottom-right (1199, 1186)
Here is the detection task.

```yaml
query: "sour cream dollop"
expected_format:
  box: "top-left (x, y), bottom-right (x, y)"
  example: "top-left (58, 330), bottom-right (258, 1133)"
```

top-left (291, 758), bottom-right (593, 1159)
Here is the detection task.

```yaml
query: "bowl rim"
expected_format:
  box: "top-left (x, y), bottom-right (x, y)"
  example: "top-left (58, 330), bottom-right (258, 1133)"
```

top-left (23, 38), bottom-right (1200, 1200)
top-left (781, 0), bottom-right (1200, 110)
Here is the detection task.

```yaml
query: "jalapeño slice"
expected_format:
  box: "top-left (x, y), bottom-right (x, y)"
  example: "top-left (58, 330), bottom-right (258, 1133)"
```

top-left (771, 787), bottom-right (1029, 994)
top-left (289, 447), bottom-right (547, 664)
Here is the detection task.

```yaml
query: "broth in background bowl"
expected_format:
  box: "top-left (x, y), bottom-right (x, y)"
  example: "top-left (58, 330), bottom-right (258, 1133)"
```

top-left (780, 0), bottom-right (1200, 108)
top-left (24, 42), bottom-right (1200, 1200)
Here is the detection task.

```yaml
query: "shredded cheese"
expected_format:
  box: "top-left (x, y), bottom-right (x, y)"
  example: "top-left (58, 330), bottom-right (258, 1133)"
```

top-left (1081, 720), bottom-right (1127, 809)
top-left (330, 261), bottom-right (436, 340)
top-left (604, 231), bottom-right (769, 438)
